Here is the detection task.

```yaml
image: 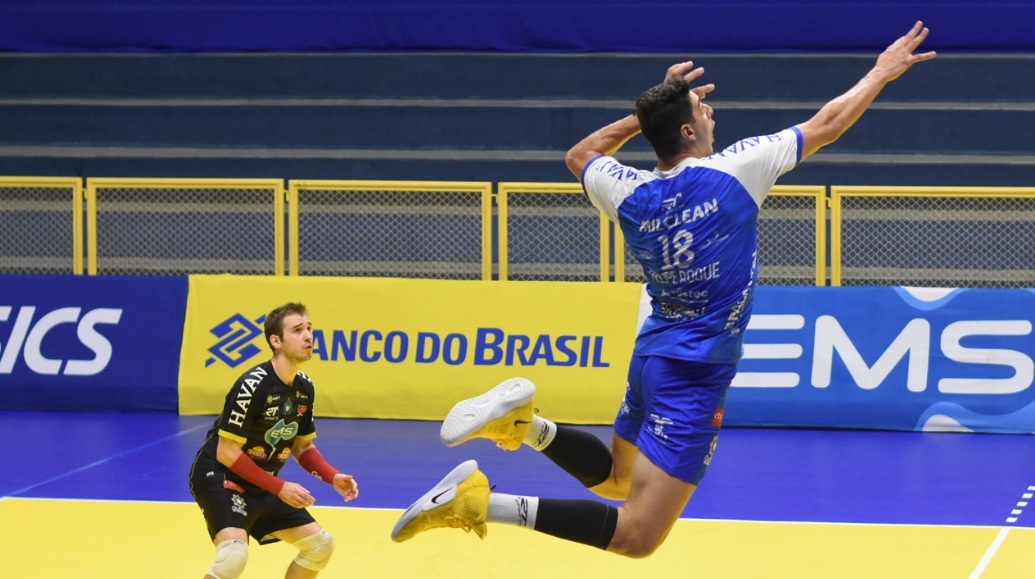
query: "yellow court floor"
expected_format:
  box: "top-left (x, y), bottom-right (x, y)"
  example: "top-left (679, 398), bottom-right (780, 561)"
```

top-left (2, 497), bottom-right (1032, 578)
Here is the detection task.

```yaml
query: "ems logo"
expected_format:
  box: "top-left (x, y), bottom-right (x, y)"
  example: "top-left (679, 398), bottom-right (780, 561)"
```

top-left (206, 313), bottom-right (265, 368)
top-left (265, 419), bottom-right (299, 447)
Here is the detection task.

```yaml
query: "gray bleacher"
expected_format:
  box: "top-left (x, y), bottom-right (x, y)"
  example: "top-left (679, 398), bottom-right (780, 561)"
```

top-left (0, 52), bottom-right (1032, 185)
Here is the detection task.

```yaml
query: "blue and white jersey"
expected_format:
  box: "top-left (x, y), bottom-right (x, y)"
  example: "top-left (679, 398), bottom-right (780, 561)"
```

top-left (582, 127), bottom-right (803, 363)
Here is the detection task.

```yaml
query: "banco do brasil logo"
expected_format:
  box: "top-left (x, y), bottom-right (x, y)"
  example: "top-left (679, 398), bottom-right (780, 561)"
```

top-left (206, 313), bottom-right (265, 368)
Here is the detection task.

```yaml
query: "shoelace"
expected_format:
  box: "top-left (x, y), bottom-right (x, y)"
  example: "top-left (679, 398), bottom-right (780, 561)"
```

top-left (489, 407), bottom-right (539, 449)
top-left (488, 422), bottom-right (517, 450)
top-left (443, 513), bottom-right (475, 533)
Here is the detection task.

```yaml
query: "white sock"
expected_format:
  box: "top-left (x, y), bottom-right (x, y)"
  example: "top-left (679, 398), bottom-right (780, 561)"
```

top-left (523, 415), bottom-right (557, 450)
top-left (487, 493), bottom-right (539, 529)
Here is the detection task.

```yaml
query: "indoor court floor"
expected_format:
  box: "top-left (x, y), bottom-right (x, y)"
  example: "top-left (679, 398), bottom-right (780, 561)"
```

top-left (2, 411), bottom-right (1033, 578)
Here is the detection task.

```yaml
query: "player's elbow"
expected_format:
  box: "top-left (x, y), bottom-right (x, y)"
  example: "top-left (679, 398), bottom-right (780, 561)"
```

top-left (216, 446), bottom-right (238, 467)
top-left (565, 147), bottom-right (589, 180)
top-left (215, 437), bottom-right (243, 467)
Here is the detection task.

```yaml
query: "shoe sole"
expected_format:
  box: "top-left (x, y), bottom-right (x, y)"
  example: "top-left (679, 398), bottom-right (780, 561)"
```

top-left (439, 378), bottom-right (536, 447)
top-left (390, 459), bottom-right (479, 542)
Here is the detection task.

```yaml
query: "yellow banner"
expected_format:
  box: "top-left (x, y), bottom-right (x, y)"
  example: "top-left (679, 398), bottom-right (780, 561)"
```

top-left (179, 275), bottom-right (641, 423)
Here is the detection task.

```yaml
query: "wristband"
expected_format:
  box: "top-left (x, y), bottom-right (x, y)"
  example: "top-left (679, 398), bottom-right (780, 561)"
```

top-left (229, 454), bottom-right (286, 495)
top-left (297, 446), bottom-right (340, 483)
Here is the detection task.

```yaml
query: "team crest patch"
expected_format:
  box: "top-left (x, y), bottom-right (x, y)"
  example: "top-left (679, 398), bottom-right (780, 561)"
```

top-left (231, 494), bottom-right (247, 516)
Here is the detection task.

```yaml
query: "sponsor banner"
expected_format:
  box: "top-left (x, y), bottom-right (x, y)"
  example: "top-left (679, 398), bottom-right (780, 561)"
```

top-left (0, 274), bottom-right (187, 412)
top-left (731, 286), bottom-right (1035, 433)
top-left (179, 276), bottom-right (641, 423)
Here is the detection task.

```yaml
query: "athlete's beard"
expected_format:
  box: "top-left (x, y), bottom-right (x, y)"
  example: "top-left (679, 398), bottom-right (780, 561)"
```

top-left (287, 347), bottom-right (312, 364)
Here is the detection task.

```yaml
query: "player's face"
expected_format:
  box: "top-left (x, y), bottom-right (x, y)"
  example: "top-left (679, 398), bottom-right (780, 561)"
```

top-left (277, 314), bottom-right (313, 362)
top-left (688, 91), bottom-right (715, 155)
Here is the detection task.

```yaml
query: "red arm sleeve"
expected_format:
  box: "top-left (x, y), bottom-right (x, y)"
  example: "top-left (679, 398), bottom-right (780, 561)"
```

top-left (230, 454), bottom-right (286, 495)
top-left (297, 446), bottom-right (340, 483)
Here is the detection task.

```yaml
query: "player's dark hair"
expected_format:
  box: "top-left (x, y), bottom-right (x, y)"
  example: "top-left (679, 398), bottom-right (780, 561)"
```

top-left (263, 302), bottom-right (308, 352)
top-left (634, 76), bottom-right (693, 161)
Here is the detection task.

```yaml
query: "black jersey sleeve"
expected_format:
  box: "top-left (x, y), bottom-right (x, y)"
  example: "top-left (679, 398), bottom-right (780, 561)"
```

top-left (294, 370), bottom-right (317, 441)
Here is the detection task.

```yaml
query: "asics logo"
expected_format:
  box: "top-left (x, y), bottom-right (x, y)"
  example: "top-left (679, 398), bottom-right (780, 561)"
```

top-left (0, 306), bottom-right (122, 376)
top-left (206, 313), bottom-right (265, 368)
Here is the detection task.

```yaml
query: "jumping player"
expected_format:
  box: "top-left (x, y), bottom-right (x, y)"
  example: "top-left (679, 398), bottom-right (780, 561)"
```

top-left (391, 22), bottom-right (936, 556)
top-left (189, 302), bottom-right (358, 578)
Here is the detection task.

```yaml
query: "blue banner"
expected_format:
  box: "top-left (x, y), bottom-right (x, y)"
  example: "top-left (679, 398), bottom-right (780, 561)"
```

top-left (0, 274), bottom-right (187, 412)
top-left (729, 286), bottom-right (1035, 433)
top-left (3, 275), bottom-right (1033, 432)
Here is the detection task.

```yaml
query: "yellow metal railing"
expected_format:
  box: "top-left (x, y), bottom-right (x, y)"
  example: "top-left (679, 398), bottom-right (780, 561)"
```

top-left (496, 182), bottom-right (609, 282)
top-left (12, 177), bottom-right (1035, 288)
top-left (830, 186), bottom-right (1035, 288)
top-left (287, 180), bottom-right (493, 280)
top-left (0, 176), bottom-right (84, 275)
top-left (84, 178), bottom-right (284, 276)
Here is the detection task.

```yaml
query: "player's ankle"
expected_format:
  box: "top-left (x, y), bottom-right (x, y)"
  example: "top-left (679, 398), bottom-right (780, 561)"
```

top-left (523, 415), bottom-right (556, 450)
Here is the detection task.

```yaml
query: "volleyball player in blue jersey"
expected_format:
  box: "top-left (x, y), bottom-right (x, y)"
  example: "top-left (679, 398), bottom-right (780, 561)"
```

top-left (393, 22), bottom-right (935, 557)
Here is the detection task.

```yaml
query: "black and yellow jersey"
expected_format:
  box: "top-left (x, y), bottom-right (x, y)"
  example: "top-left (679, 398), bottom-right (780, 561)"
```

top-left (189, 360), bottom-right (317, 494)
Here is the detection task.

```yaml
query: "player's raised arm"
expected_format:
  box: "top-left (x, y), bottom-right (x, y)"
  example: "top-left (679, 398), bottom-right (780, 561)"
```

top-left (565, 62), bottom-right (714, 180)
top-left (565, 115), bottom-right (640, 180)
top-left (796, 21), bottom-right (936, 160)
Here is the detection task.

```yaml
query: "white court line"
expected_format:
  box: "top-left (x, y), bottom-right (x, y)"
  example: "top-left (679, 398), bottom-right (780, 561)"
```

top-left (5, 423), bottom-right (209, 498)
top-left (969, 527), bottom-right (1010, 579)
top-left (0, 497), bottom-right (1020, 528)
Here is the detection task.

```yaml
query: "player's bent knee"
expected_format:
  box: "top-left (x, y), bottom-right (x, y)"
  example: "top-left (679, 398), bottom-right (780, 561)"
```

top-left (610, 535), bottom-right (663, 559)
top-left (588, 478), bottom-right (630, 501)
top-left (608, 520), bottom-right (666, 559)
top-left (293, 529), bottom-right (334, 571)
top-left (208, 539), bottom-right (248, 579)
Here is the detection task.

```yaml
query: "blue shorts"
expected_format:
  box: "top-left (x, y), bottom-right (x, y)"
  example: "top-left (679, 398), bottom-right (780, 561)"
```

top-left (614, 355), bottom-right (735, 485)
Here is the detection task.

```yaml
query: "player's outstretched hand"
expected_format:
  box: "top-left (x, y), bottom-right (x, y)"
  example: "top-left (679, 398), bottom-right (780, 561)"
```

top-left (664, 60), bottom-right (716, 101)
top-left (875, 21), bottom-right (937, 82)
top-left (332, 473), bottom-right (359, 502)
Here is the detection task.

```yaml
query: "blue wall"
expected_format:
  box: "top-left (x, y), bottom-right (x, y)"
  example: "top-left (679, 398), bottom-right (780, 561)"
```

top-left (1, 51), bottom-right (1033, 186)
top-left (1, 2), bottom-right (1031, 185)
top-left (1, 1), bottom-right (1032, 53)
